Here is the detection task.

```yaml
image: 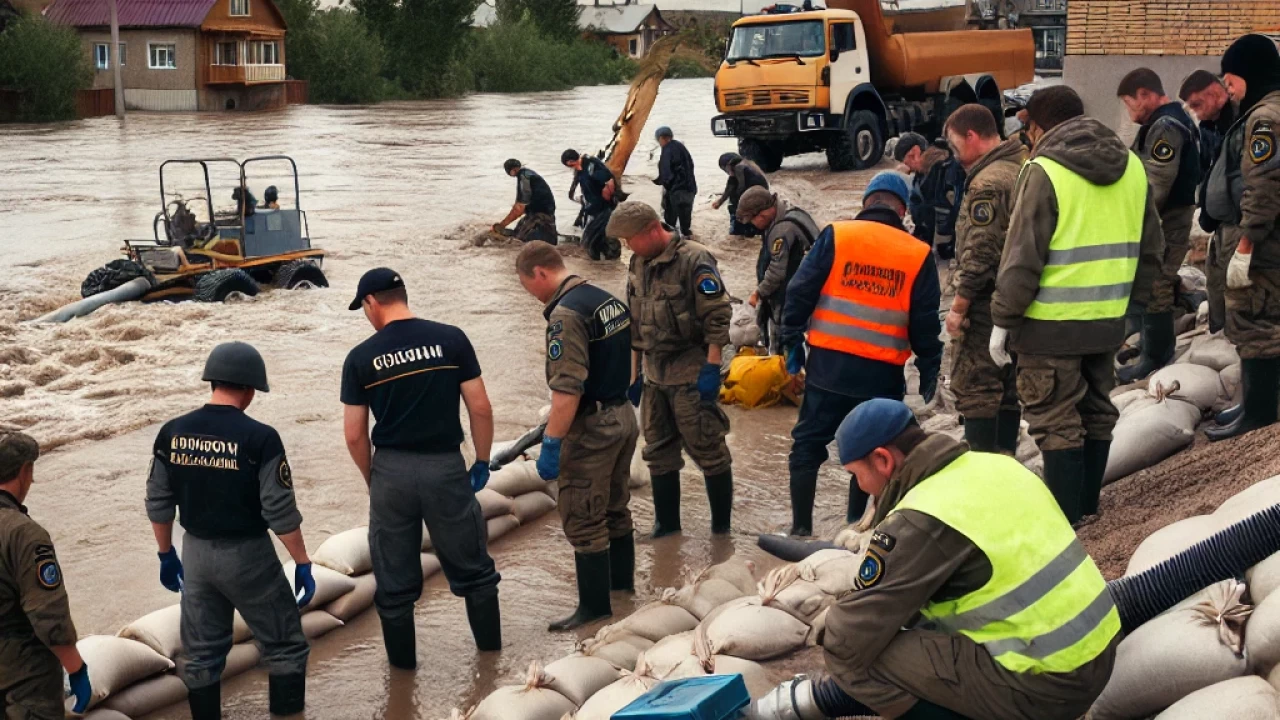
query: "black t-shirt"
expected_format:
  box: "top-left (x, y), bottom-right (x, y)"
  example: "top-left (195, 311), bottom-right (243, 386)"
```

top-left (341, 318), bottom-right (482, 452)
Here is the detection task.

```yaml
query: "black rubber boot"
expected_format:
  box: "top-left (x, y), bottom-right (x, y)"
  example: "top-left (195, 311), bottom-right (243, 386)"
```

top-left (1215, 403), bottom-right (1244, 426)
top-left (268, 673), bottom-right (305, 716)
top-left (549, 551), bottom-right (612, 632)
top-left (1207, 358), bottom-right (1280, 442)
top-left (1124, 305), bottom-right (1143, 341)
top-left (789, 468), bottom-right (817, 536)
top-left (379, 613), bottom-right (417, 670)
top-left (846, 475), bottom-right (868, 524)
top-left (608, 532), bottom-right (635, 592)
top-left (898, 699), bottom-right (973, 720)
top-left (962, 416), bottom-right (999, 452)
top-left (465, 589), bottom-right (502, 651)
top-left (704, 470), bottom-right (733, 534)
top-left (1080, 438), bottom-right (1110, 518)
top-left (188, 683), bottom-right (221, 720)
top-left (1041, 447), bottom-right (1086, 524)
top-left (996, 408), bottom-right (1022, 455)
top-left (1117, 311), bottom-right (1175, 384)
top-left (649, 471), bottom-right (682, 538)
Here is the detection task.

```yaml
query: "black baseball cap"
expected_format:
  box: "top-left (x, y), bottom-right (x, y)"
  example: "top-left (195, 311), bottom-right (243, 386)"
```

top-left (893, 132), bottom-right (929, 162)
top-left (349, 267), bottom-right (405, 310)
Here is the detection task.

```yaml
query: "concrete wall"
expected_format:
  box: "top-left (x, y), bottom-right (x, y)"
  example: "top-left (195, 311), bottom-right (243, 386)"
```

top-left (123, 88), bottom-right (199, 111)
top-left (1064, 54), bottom-right (1217, 137)
top-left (82, 29), bottom-right (198, 92)
top-left (199, 83), bottom-right (285, 112)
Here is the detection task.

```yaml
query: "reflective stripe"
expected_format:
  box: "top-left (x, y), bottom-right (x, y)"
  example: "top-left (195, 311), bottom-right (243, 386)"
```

top-left (983, 589), bottom-right (1117, 660)
top-left (1034, 282), bottom-right (1133, 304)
top-left (809, 317), bottom-right (909, 351)
top-left (816, 295), bottom-right (910, 327)
top-left (1047, 241), bottom-right (1141, 266)
top-left (933, 540), bottom-right (1088, 633)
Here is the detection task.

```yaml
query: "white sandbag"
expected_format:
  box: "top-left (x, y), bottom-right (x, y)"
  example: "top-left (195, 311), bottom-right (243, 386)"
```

top-left (703, 557), bottom-right (758, 595)
top-left (630, 442), bottom-right (650, 490)
top-left (644, 631), bottom-right (696, 677)
top-left (1179, 265), bottom-right (1207, 294)
top-left (325, 572), bottom-right (377, 621)
top-left (576, 655), bottom-right (660, 720)
top-left (77, 636), bottom-right (175, 709)
top-left (1105, 399), bottom-right (1199, 484)
top-left (471, 662), bottom-right (575, 720)
top-left (312, 527), bottom-right (372, 576)
top-left (729, 302), bottom-right (760, 348)
top-left (757, 564), bottom-right (829, 626)
top-left (224, 642), bottom-right (261, 679)
top-left (487, 514), bottom-right (521, 542)
top-left (1213, 475), bottom-right (1280, 526)
top-left (1124, 514), bottom-right (1223, 576)
top-left (1252, 551), bottom-right (1280, 607)
top-left (301, 610), bottom-right (344, 639)
top-left (1197, 299), bottom-right (1210, 326)
top-left (582, 628), bottom-right (654, 671)
top-left (1222, 362), bottom-right (1243, 402)
top-left (476, 488), bottom-right (516, 519)
top-left (543, 654), bottom-right (621, 706)
top-left (1148, 364), bottom-right (1224, 411)
top-left (422, 553), bottom-right (442, 578)
top-left (118, 605), bottom-right (182, 658)
top-left (668, 577), bottom-right (747, 620)
top-left (703, 597), bottom-right (810, 660)
top-left (706, 655), bottom-right (772, 699)
top-left (488, 461), bottom-right (548, 498)
top-left (1269, 663), bottom-right (1280, 694)
top-left (1180, 332), bottom-right (1240, 372)
top-left (101, 673), bottom-right (186, 717)
top-left (421, 525), bottom-right (433, 552)
top-left (281, 563), bottom-right (358, 608)
top-left (1113, 388), bottom-right (1154, 416)
top-left (1247, 591), bottom-right (1280, 674)
top-left (511, 491), bottom-right (557, 524)
top-left (84, 710), bottom-right (132, 720)
top-left (616, 602), bottom-right (698, 642)
top-left (1154, 676), bottom-right (1279, 720)
top-left (797, 549), bottom-right (862, 596)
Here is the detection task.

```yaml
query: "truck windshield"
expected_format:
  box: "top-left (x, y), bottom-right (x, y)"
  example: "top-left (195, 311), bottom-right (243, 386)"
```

top-left (726, 20), bottom-right (825, 61)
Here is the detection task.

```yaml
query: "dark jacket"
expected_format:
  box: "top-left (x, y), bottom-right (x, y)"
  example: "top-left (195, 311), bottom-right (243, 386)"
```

top-left (1197, 114), bottom-right (1229, 233)
top-left (577, 156), bottom-right (618, 215)
top-left (718, 160), bottom-right (769, 210)
top-left (656, 139), bottom-right (697, 195)
top-left (909, 147), bottom-right (965, 245)
top-left (516, 167), bottom-right (556, 217)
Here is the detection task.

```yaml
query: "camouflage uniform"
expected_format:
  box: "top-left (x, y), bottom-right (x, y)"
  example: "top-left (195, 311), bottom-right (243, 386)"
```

top-left (1132, 104), bottom-right (1198, 314)
top-left (515, 213), bottom-right (558, 243)
top-left (753, 199), bottom-right (819, 353)
top-left (1225, 92), bottom-right (1280, 359)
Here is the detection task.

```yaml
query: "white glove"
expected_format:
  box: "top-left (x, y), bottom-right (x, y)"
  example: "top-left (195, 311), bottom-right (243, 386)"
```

top-left (1228, 248), bottom-right (1254, 290)
top-left (989, 326), bottom-right (1012, 368)
top-left (742, 676), bottom-right (825, 720)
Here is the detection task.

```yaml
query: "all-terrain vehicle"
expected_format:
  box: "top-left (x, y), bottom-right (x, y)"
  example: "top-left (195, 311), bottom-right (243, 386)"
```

top-left (80, 156), bottom-right (327, 304)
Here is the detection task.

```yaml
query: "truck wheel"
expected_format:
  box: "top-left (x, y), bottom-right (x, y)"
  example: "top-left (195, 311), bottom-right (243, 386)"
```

top-left (274, 260), bottom-right (328, 290)
top-left (81, 259), bottom-right (152, 298)
top-left (740, 139), bottom-right (783, 173)
top-left (194, 269), bottom-right (260, 303)
top-left (827, 110), bottom-right (884, 171)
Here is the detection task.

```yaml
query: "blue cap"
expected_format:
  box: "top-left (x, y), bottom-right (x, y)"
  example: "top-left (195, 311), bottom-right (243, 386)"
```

top-left (837, 398), bottom-right (916, 464)
top-left (655, 125), bottom-right (673, 139)
top-left (863, 171), bottom-right (911, 207)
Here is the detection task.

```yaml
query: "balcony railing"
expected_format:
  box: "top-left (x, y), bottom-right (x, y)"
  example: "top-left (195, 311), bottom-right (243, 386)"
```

top-left (207, 64), bottom-right (285, 84)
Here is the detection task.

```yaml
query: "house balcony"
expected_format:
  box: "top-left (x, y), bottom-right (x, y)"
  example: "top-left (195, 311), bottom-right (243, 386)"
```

top-left (206, 64), bottom-right (285, 85)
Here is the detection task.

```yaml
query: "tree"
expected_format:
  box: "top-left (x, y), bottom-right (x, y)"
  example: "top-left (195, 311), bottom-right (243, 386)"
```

top-left (0, 14), bottom-right (91, 122)
top-left (524, 0), bottom-right (579, 44)
top-left (297, 9), bottom-right (386, 104)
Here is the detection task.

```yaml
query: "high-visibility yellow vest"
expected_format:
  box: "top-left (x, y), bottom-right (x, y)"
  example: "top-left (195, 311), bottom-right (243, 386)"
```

top-left (1024, 153), bottom-right (1148, 322)
top-left (891, 452), bottom-right (1120, 674)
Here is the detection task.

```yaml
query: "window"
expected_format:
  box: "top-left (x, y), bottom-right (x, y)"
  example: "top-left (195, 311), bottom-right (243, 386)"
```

top-left (149, 43), bottom-right (177, 69)
top-left (1034, 0), bottom-right (1066, 10)
top-left (94, 42), bottom-right (125, 70)
top-left (830, 22), bottom-right (855, 53)
top-left (629, 38), bottom-right (638, 56)
top-left (1034, 27), bottom-right (1064, 58)
top-left (230, 0), bottom-right (249, 16)
top-left (215, 41), bottom-right (238, 65)
top-left (727, 20), bottom-right (826, 61)
top-left (250, 40), bottom-right (279, 64)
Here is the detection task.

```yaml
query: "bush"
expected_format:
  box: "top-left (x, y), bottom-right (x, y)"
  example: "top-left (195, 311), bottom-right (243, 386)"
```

top-left (0, 14), bottom-right (90, 122)
top-left (665, 54), bottom-right (715, 79)
top-left (465, 19), bottom-right (635, 94)
top-left (292, 9), bottom-right (386, 104)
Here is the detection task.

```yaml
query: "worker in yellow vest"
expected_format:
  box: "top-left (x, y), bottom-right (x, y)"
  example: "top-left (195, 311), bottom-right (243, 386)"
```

top-left (746, 399), bottom-right (1120, 720)
top-left (990, 86), bottom-right (1165, 524)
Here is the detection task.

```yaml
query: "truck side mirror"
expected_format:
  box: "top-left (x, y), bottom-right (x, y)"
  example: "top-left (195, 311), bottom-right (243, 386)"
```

top-left (829, 48), bottom-right (840, 62)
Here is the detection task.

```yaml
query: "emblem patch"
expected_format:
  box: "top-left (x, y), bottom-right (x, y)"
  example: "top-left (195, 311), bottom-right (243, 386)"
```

top-left (1151, 138), bottom-right (1176, 163)
top-left (278, 457), bottom-right (293, 489)
top-left (694, 264), bottom-right (723, 297)
top-left (870, 531), bottom-right (897, 553)
top-left (548, 320), bottom-right (563, 338)
top-left (36, 559), bottom-right (61, 590)
top-left (1251, 129), bottom-right (1276, 165)
top-left (772, 237), bottom-right (785, 255)
top-left (548, 338), bottom-right (563, 360)
top-left (856, 549), bottom-right (885, 590)
top-left (970, 199), bottom-right (995, 227)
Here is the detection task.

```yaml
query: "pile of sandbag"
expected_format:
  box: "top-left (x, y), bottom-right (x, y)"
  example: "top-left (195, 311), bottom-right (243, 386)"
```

top-left (728, 301), bottom-right (761, 349)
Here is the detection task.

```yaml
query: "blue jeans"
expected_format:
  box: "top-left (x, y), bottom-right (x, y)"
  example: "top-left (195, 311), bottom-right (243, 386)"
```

top-left (788, 386), bottom-right (875, 531)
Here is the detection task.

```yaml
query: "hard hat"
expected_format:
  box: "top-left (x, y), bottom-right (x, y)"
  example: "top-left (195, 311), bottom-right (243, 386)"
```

top-left (202, 341), bottom-right (270, 392)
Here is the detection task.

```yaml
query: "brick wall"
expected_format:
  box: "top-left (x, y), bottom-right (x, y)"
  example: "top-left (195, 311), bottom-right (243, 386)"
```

top-left (1067, 0), bottom-right (1280, 56)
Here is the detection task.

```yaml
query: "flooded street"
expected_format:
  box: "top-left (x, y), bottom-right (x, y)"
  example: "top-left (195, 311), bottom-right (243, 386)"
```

top-left (0, 78), bottom-right (885, 718)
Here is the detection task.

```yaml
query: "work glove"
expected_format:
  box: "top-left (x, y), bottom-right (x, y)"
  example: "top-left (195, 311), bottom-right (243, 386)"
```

top-left (293, 562), bottom-right (316, 609)
top-left (469, 461), bottom-right (490, 492)
top-left (786, 344), bottom-right (807, 376)
top-left (536, 436), bottom-right (562, 481)
top-left (989, 326), bottom-right (1012, 368)
top-left (696, 363), bottom-right (722, 403)
top-left (742, 675), bottom-right (823, 720)
top-left (627, 373), bottom-right (644, 407)
top-left (68, 663), bottom-right (92, 715)
top-left (158, 547), bottom-right (184, 594)
top-left (1228, 245), bottom-right (1254, 290)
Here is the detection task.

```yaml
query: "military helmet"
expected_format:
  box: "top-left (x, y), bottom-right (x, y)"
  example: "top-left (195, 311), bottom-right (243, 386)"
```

top-left (202, 341), bottom-right (270, 392)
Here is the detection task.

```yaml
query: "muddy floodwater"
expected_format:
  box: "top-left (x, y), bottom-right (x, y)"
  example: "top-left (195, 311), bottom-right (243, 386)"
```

top-left (0, 78), bottom-right (886, 718)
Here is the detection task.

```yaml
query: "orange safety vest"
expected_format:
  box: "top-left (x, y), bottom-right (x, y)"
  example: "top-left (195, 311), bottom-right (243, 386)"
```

top-left (808, 220), bottom-right (928, 366)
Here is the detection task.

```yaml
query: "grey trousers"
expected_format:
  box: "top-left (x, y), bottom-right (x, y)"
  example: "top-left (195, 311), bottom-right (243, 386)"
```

top-left (369, 448), bottom-right (501, 622)
top-left (180, 533), bottom-right (308, 690)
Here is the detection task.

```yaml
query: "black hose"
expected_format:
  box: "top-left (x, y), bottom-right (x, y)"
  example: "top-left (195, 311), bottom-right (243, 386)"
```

top-left (812, 677), bottom-right (876, 717)
top-left (1107, 503), bottom-right (1280, 634)
top-left (489, 423), bottom-right (546, 470)
top-left (757, 534), bottom-right (840, 562)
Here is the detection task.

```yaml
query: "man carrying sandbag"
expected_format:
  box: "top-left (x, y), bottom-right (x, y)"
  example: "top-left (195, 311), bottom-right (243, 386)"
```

top-left (746, 399), bottom-right (1120, 720)
top-left (990, 86), bottom-right (1164, 524)
top-left (341, 268), bottom-right (502, 667)
top-left (145, 342), bottom-right (316, 719)
top-left (736, 186), bottom-right (819, 354)
top-left (515, 241), bottom-right (639, 631)
top-left (0, 432), bottom-right (91, 719)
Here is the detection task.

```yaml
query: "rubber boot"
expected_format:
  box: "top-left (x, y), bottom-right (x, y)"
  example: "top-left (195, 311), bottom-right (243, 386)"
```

top-left (464, 589), bottom-right (502, 651)
top-left (789, 468), bottom-right (817, 536)
top-left (1215, 403), bottom-right (1243, 426)
top-left (548, 551), bottom-right (612, 632)
top-left (268, 673), bottom-right (305, 716)
top-left (704, 470), bottom-right (733, 534)
top-left (1041, 447), bottom-right (1086, 524)
top-left (1117, 311), bottom-right (1174, 384)
top-left (996, 408), bottom-right (1022, 455)
top-left (187, 683), bottom-right (221, 720)
top-left (379, 613), bottom-right (417, 670)
top-left (650, 471), bottom-right (682, 538)
top-left (898, 699), bottom-right (973, 720)
top-left (1207, 358), bottom-right (1280, 442)
top-left (1080, 438), bottom-right (1111, 518)
top-left (962, 416), bottom-right (999, 452)
top-left (846, 475), bottom-right (868, 525)
top-left (608, 532), bottom-right (635, 592)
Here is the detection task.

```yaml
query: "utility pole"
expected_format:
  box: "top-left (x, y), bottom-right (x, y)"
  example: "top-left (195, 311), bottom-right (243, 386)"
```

top-left (108, 0), bottom-right (124, 117)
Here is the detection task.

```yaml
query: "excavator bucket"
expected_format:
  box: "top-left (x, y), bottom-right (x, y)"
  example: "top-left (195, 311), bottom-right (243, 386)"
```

top-left (602, 37), bottom-right (681, 178)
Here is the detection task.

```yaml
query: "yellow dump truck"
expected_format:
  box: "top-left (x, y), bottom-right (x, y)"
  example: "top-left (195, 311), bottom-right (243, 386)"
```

top-left (711, 0), bottom-right (1035, 171)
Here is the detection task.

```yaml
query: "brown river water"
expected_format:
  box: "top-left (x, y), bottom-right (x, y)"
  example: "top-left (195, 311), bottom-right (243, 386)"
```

top-left (0, 78), bottom-right (887, 718)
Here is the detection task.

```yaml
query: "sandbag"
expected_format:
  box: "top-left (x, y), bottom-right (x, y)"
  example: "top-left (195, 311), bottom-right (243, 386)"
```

top-left (471, 662), bottom-right (575, 720)
top-left (1248, 591), bottom-right (1280, 674)
top-left (797, 549), bottom-right (862, 596)
top-left (668, 577), bottom-right (747, 621)
top-left (575, 655), bottom-right (660, 720)
top-left (488, 461), bottom-right (548, 498)
top-left (476, 488), bottom-right (516, 519)
top-left (422, 553), bottom-right (442, 578)
top-left (1180, 332), bottom-right (1240, 372)
top-left (487, 514), bottom-right (521, 542)
top-left (101, 673), bottom-right (186, 717)
top-left (1105, 399), bottom-right (1200, 484)
top-left (1222, 362), bottom-right (1243, 402)
top-left (301, 610), bottom-right (344, 640)
top-left (312, 527), bottom-right (372, 576)
top-left (702, 597), bottom-right (810, 660)
top-left (630, 441), bottom-right (650, 490)
top-left (582, 628), bottom-right (654, 671)
top-left (325, 572), bottom-right (377, 621)
top-left (1113, 388), bottom-right (1154, 416)
top-left (706, 655), bottom-right (772, 699)
top-left (76, 636), bottom-right (175, 709)
top-left (1253, 551), bottom-right (1280, 608)
top-left (1147, 363), bottom-right (1224, 411)
top-left (703, 557), bottom-right (758, 595)
top-left (729, 302), bottom-right (760, 348)
top-left (84, 710), bottom-right (132, 720)
top-left (616, 602), bottom-right (698, 642)
top-left (765, 567), bottom-right (829, 623)
top-left (281, 563), bottom-right (358, 608)
top-left (1154, 676), bottom-right (1280, 720)
top-left (543, 654), bottom-right (621, 706)
top-left (511, 491), bottom-right (557, 525)
top-left (1124, 514), bottom-right (1223, 576)
top-left (644, 631), bottom-right (696, 677)
top-left (719, 354), bottom-right (790, 409)
top-left (224, 642), bottom-right (261, 679)
top-left (1213, 474), bottom-right (1280, 527)
top-left (118, 605), bottom-right (182, 658)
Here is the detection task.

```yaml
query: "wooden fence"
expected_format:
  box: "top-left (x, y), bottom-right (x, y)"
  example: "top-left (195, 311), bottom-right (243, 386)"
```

top-left (285, 79), bottom-right (308, 105)
top-left (76, 88), bottom-right (115, 118)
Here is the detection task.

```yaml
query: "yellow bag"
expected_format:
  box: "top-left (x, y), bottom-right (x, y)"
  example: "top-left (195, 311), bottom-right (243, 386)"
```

top-left (719, 353), bottom-right (792, 409)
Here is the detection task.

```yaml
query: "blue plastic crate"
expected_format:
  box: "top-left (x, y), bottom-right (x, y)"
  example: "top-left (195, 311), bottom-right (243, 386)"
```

top-left (611, 674), bottom-right (749, 720)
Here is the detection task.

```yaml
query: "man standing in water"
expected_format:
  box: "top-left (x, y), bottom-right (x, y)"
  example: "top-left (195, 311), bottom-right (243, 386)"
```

top-left (516, 241), bottom-right (639, 631)
top-left (653, 126), bottom-right (697, 239)
top-left (562, 149), bottom-right (622, 260)
top-left (342, 268), bottom-right (502, 667)
top-left (494, 159), bottom-right (558, 244)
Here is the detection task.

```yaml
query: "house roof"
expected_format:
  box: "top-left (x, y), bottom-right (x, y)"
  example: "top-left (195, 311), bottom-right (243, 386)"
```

top-left (45, 0), bottom-right (219, 28)
top-left (578, 4), bottom-right (665, 34)
top-left (1067, 0), bottom-right (1280, 56)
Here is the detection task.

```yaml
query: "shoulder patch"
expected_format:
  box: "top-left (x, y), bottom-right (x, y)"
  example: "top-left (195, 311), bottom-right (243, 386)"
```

top-left (1151, 138), bottom-right (1176, 164)
top-left (856, 549), bottom-right (885, 590)
top-left (277, 457), bottom-right (293, 489)
top-left (548, 338), bottom-right (564, 361)
top-left (1251, 127), bottom-right (1276, 165)
top-left (694, 264), bottom-right (724, 297)
top-left (548, 320), bottom-right (563, 338)
top-left (771, 237), bottom-right (784, 256)
top-left (969, 199), bottom-right (995, 227)
top-left (870, 531), bottom-right (896, 553)
top-left (36, 558), bottom-right (61, 590)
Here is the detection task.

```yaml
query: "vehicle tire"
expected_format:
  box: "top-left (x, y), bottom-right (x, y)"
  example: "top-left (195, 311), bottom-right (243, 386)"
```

top-left (194, 269), bottom-right (260, 303)
top-left (81, 259), bottom-right (152, 298)
top-left (827, 110), bottom-right (884, 172)
top-left (739, 138), bottom-right (783, 173)
top-left (273, 260), bottom-right (328, 290)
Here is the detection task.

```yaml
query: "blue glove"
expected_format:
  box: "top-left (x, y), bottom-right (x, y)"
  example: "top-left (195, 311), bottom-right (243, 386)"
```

top-left (786, 344), bottom-right (806, 375)
top-left (294, 562), bottom-right (316, 608)
top-left (469, 462), bottom-right (490, 492)
top-left (696, 363), bottom-right (721, 403)
top-left (627, 373), bottom-right (644, 407)
top-left (537, 436), bottom-right (562, 480)
top-left (68, 663), bottom-right (91, 714)
top-left (158, 547), bottom-right (184, 594)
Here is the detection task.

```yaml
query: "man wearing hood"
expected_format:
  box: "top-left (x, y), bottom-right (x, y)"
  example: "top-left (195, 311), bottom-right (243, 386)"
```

top-left (712, 153), bottom-right (769, 239)
top-left (990, 86), bottom-right (1164, 524)
top-left (1203, 34), bottom-right (1280, 441)
top-left (736, 186), bottom-right (820, 353)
